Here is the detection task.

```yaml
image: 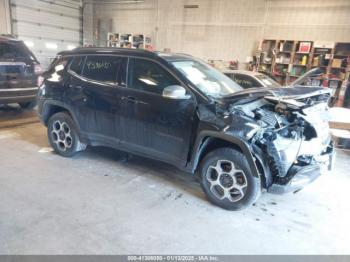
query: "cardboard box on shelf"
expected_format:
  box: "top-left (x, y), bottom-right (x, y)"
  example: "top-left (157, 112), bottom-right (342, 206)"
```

top-left (332, 59), bottom-right (342, 68)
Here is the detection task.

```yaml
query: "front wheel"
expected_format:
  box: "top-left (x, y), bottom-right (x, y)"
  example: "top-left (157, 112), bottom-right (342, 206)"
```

top-left (199, 148), bottom-right (261, 210)
top-left (47, 112), bottom-right (86, 157)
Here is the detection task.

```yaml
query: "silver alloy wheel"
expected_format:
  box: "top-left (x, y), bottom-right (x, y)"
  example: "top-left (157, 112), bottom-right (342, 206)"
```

top-left (51, 120), bottom-right (73, 152)
top-left (206, 159), bottom-right (248, 202)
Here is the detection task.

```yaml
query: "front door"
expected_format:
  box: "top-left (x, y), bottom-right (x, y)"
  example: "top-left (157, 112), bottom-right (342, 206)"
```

top-left (118, 57), bottom-right (196, 165)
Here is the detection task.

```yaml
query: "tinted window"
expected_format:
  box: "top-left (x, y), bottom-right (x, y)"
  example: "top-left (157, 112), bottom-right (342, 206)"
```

top-left (82, 56), bottom-right (123, 84)
top-left (69, 56), bottom-right (85, 75)
top-left (233, 74), bottom-right (261, 89)
top-left (46, 57), bottom-right (70, 81)
top-left (118, 58), bottom-right (127, 86)
top-left (255, 74), bottom-right (281, 87)
top-left (0, 41), bottom-right (37, 61)
top-left (128, 58), bottom-right (180, 94)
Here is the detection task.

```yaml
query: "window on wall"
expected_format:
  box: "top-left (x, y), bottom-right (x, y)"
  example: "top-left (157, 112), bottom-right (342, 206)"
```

top-left (127, 58), bottom-right (180, 94)
top-left (82, 56), bottom-right (123, 84)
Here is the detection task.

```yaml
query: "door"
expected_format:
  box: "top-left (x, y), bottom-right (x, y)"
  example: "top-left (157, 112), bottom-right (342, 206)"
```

top-left (66, 55), bottom-right (125, 142)
top-left (118, 57), bottom-right (196, 164)
top-left (10, 0), bottom-right (80, 69)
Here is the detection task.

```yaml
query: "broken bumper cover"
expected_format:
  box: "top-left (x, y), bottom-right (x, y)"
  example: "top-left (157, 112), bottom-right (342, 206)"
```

top-left (268, 144), bottom-right (335, 194)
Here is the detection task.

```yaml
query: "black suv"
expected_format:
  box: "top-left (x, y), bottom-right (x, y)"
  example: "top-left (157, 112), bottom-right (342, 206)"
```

top-left (0, 35), bottom-right (41, 109)
top-left (37, 48), bottom-right (334, 210)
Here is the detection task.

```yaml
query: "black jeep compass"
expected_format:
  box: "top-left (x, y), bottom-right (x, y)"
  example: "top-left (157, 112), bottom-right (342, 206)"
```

top-left (0, 35), bottom-right (41, 109)
top-left (37, 48), bottom-right (334, 210)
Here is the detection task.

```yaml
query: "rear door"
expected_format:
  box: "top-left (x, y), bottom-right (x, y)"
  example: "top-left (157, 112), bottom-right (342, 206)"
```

top-left (66, 55), bottom-right (126, 142)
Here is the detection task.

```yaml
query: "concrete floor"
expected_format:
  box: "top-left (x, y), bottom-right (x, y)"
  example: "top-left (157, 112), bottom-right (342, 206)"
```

top-left (0, 105), bottom-right (350, 254)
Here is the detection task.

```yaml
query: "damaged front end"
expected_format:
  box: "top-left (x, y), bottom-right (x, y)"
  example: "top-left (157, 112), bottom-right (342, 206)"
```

top-left (228, 87), bottom-right (335, 194)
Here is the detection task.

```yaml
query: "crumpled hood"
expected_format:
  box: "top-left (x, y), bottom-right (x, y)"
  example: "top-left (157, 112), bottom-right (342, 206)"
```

top-left (219, 86), bottom-right (331, 105)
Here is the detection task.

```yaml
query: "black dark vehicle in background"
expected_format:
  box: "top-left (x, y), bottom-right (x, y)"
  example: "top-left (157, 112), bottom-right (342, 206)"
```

top-left (37, 48), bottom-right (334, 210)
top-left (0, 35), bottom-right (41, 109)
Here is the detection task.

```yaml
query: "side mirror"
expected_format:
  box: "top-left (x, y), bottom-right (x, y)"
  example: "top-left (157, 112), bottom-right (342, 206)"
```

top-left (162, 85), bottom-right (190, 100)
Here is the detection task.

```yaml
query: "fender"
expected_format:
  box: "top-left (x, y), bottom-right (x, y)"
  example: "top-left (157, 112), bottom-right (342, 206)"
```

top-left (39, 100), bottom-right (82, 133)
top-left (186, 130), bottom-right (260, 178)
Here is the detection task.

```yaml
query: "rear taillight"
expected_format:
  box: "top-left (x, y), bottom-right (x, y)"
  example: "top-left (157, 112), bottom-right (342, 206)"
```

top-left (34, 64), bottom-right (43, 75)
top-left (37, 75), bottom-right (44, 87)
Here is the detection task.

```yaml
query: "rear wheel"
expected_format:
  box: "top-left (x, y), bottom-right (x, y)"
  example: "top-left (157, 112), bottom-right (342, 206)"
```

top-left (19, 101), bottom-right (36, 110)
top-left (47, 112), bottom-right (86, 157)
top-left (199, 148), bottom-right (261, 210)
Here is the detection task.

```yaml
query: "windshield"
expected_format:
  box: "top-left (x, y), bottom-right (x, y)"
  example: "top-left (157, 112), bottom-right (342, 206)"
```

top-left (171, 60), bottom-right (242, 98)
top-left (255, 74), bottom-right (280, 87)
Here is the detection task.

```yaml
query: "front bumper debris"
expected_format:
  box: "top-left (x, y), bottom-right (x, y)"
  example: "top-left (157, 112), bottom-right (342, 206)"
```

top-left (268, 142), bottom-right (335, 194)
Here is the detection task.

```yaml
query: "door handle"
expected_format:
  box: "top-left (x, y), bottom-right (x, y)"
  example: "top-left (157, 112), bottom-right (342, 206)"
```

top-left (121, 96), bottom-right (137, 103)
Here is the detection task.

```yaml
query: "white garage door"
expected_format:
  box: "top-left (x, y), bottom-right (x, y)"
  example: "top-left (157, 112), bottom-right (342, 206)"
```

top-left (10, 0), bottom-right (81, 69)
top-left (0, 0), bottom-right (11, 34)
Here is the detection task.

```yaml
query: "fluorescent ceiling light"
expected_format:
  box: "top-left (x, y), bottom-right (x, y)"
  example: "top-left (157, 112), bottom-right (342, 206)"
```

top-left (24, 41), bottom-right (34, 47)
top-left (45, 43), bottom-right (58, 50)
top-left (67, 45), bottom-right (76, 50)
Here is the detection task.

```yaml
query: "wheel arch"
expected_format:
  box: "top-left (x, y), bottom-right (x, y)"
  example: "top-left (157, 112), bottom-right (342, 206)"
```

top-left (41, 101), bottom-right (80, 131)
top-left (187, 131), bottom-right (261, 179)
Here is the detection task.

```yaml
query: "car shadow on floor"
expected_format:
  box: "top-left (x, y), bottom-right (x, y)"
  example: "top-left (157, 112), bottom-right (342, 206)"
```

top-left (81, 146), bottom-right (206, 202)
top-left (0, 104), bottom-right (38, 127)
top-left (0, 103), bottom-right (28, 114)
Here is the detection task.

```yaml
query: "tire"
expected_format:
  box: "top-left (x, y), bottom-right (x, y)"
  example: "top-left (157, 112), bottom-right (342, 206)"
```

top-left (199, 147), bottom-right (261, 210)
top-left (19, 101), bottom-right (36, 110)
top-left (47, 112), bottom-right (86, 157)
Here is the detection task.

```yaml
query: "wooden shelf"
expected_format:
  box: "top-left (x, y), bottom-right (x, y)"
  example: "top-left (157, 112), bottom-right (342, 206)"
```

top-left (331, 67), bottom-right (347, 69)
top-left (274, 73), bottom-right (287, 77)
top-left (333, 54), bottom-right (350, 57)
top-left (256, 39), bottom-right (350, 88)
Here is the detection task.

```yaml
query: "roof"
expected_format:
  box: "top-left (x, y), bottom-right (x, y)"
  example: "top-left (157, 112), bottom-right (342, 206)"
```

top-left (57, 47), bottom-right (193, 61)
top-left (221, 69), bottom-right (264, 76)
top-left (58, 47), bottom-right (151, 56)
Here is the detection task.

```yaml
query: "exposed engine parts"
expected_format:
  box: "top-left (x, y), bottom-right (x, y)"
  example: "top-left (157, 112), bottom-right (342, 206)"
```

top-left (231, 91), bottom-right (331, 181)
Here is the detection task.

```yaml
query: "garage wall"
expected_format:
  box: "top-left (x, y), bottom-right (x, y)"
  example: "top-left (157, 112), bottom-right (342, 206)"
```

top-left (0, 0), bottom-right (11, 34)
top-left (92, 0), bottom-right (266, 63)
top-left (156, 0), bottom-right (266, 63)
top-left (82, 1), bottom-right (94, 45)
top-left (91, 0), bottom-right (157, 47)
top-left (92, 0), bottom-right (350, 67)
top-left (10, 0), bottom-right (82, 69)
top-left (264, 0), bottom-right (350, 42)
